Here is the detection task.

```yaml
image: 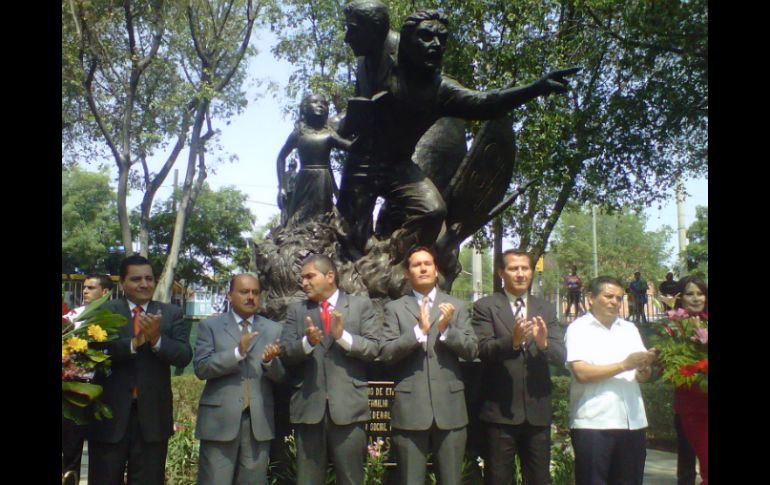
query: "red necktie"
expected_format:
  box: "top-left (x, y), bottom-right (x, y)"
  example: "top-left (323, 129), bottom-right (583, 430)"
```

top-left (320, 300), bottom-right (331, 335)
top-left (132, 306), bottom-right (142, 398)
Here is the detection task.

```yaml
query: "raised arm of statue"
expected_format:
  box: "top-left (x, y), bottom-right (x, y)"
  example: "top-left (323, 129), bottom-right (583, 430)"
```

top-left (440, 67), bottom-right (581, 120)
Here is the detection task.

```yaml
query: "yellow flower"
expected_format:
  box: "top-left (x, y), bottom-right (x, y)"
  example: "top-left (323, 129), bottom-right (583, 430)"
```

top-left (66, 337), bottom-right (88, 353)
top-left (87, 325), bottom-right (108, 342)
top-left (62, 346), bottom-right (70, 359)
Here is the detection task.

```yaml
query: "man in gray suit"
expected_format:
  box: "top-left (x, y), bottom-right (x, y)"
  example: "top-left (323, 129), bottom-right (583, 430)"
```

top-left (280, 254), bottom-right (380, 485)
top-left (472, 249), bottom-right (565, 485)
top-left (380, 246), bottom-right (479, 485)
top-left (194, 273), bottom-right (285, 485)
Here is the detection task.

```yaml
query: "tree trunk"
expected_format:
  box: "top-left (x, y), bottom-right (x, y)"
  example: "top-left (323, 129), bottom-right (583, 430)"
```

top-left (117, 165), bottom-right (133, 255)
top-left (154, 105), bottom-right (209, 302)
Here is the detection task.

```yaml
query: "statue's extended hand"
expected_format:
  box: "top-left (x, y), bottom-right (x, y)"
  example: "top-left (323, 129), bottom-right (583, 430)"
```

top-left (540, 67), bottom-right (581, 94)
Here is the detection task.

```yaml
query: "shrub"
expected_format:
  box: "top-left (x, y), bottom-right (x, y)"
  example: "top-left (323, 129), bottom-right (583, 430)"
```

top-left (166, 375), bottom-right (204, 485)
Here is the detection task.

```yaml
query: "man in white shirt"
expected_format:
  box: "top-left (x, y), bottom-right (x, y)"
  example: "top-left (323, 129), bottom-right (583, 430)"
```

top-left (62, 274), bottom-right (113, 481)
top-left (280, 254), bottom-right (380, 485)
top-left (564, 276), bottom-right (657, 485)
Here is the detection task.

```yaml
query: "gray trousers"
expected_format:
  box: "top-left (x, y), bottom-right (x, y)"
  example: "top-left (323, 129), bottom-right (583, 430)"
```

top-left (392, 424), bottom-right (467, 485)
top-left (197, 410), bottom-right (271, 485)
top-left (295, 412), bottom-right (367, 485)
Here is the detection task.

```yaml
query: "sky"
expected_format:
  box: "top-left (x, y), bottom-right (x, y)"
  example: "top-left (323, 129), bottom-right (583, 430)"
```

top-left (110, 26), bottom-right (706, 267)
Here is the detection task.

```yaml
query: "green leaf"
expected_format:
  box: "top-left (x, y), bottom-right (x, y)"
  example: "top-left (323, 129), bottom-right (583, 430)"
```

top-left (74, 290), bottom-right (114, 322)
top-left (62, 381), bottom-right (103, 407)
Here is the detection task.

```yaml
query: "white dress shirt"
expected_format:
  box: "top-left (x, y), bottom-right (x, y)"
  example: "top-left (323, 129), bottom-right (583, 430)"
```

top-left (564, 313), bottom-right (648, 430)
top-left (302, 289), bottom-right (354, 353)
top-left (412, 287), bottom-right (448, 347)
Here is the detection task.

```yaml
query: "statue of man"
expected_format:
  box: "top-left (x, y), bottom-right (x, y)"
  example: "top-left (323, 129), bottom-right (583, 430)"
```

top-left (339, 5), bottom-right (578, 260)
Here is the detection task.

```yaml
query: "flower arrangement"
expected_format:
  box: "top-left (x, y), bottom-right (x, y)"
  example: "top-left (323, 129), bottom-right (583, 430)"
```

top-left (62, 291), bottom-right (127, 424)
top-left (650, 303), bottom-right (708, 392)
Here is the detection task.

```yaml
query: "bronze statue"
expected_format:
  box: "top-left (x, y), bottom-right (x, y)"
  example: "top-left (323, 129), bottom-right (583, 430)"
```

top-left (255, 5), bottom-right (580, 320)
top-left (338, 5), bottom-right (578, 258)
top-left (276, 93), bottom-right (353, 226)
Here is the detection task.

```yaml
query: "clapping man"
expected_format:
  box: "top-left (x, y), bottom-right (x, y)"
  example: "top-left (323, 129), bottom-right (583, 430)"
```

top-left (565, 276), bottom-right (657, 485)
top-left (88, 255), bottom-right (192, 485)
top-left (280, 254), bottom-right (380, 485)
top-left (472, 250), bottom-right (565, 485)
top-left (194, 273), bottom-right (285, 485)
top-left (380, 247), bottom-right (478, 485)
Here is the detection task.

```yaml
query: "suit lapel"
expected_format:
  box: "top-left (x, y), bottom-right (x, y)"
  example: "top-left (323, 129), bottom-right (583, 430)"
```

top-left (405, 294), bottom-right (421, 322)
top-left (247, 315), bottom-right (266, 354)
top-left (223, 312), bottom-right (242, 346)
top-left (494, 292), bottom-right (516, 334)
top-left (429, 291), bottom-right (443, 328)
top-left (117, 299), bottom-right (133, 338)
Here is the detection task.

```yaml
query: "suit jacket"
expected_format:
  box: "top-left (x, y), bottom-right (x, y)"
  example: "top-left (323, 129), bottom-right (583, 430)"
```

top-left (280, 291), bottom-right (380, 426)
top-left (193, 312), bottom-right (286, 442)
top-left (380, 290), bottom-right (478, 431)
top-left (472, 292), bottom-right (566, 426)
top-left (89, 299), bottom-right (192, 443)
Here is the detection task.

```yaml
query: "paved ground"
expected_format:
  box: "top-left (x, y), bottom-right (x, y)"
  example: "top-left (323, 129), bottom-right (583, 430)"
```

top-left (76, 442), bottom-right (681, 484)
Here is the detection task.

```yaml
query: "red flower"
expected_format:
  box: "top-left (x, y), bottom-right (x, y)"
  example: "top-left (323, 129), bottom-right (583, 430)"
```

top-left (693, 359), bottom-right (708, 374)
top-left (679, 364), bottom-right (697, 377)
top-left (62, 302), bottom-right (70, 316)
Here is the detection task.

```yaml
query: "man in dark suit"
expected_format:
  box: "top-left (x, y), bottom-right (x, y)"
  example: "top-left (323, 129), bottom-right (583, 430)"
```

top-left (472, 249), bottom-right (566, 485)
top-left (88, 254), bottom-right (193, 485)
top-left (280, 254), bottom-right (380, 485)
top-left (194, 273), bottom-right (285, 485)
top-left (380, 246), bottom-right (479, 485)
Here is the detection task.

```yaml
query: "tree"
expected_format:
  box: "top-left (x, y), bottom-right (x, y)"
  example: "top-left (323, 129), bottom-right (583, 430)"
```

top-left (684, 205), bottom-right (707, 279)
top-left (63, 0), bottom-right (275, 301)
top-left (547, 205), bottom-right (672, 292)
top-left (62, 166), bottom-right (122, 274)
top-left (141, 184), bottom-right (256, 289)
top-left (269, 0), bottom-right (707, 270)
top-left (450, 245), bottom-right (494, 301)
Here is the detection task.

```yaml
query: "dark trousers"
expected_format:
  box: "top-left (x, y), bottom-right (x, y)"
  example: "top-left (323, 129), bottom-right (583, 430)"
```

top-left (675, 414), bottom-right (697, 485)
top-left (62, 417), bottom-right (87, 476)
top-left (570, 429), bottom-right (646, 485)
top-left (484, 421), bottom-right (550, 485)
top-left (88, 402), bottom-right (168, 485)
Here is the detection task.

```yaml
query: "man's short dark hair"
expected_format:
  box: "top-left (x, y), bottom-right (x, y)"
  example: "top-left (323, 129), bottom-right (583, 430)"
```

top-left (85, 273), bottom-right (114, 291)
top-left (229, 273), bottom-right (260, 293)
top-left (403, 246), bottom-right (437, 269)
top-left (302, 254), bottom-right (338, 284)
top-left (119, 254), bottom-right (152, 280)
top-left (497, 249), bottom-right (533, 270)
top-left (587, 276), bottom-right (624, 296)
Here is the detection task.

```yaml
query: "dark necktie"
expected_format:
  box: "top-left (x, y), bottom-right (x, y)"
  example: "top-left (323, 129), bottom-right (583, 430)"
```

top-left (320, 301), bottom-right (331, 335)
